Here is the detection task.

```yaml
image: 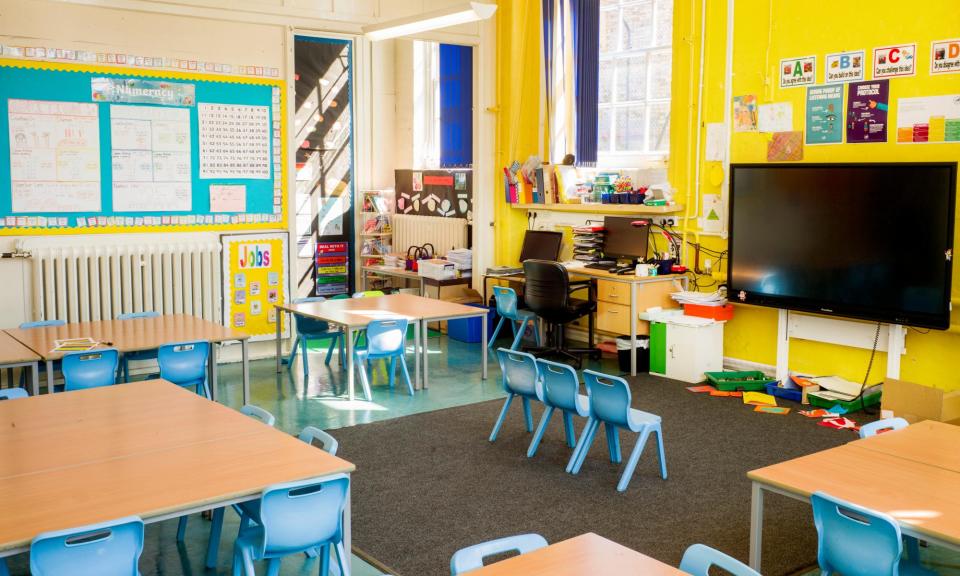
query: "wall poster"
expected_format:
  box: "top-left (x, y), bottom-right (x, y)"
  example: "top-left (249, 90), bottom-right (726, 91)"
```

top-left (805, 84), bottom-right (844, 145)
top-left (222, 232), bottom-right (290, 341)
top-left (315, 241), bottom-right (349, 297)
top-left (846, 80), bottom-right (889, 143)
top-left (896, 95), bottom-right (960, 143)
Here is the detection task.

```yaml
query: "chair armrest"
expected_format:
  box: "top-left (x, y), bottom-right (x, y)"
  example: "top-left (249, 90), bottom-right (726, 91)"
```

top-left (568, 280), bottom-right (593, 297)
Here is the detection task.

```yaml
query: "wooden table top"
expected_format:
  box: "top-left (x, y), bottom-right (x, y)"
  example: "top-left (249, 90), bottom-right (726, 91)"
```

top-left (0, 330), bottom-right (40, 365)
top-left (466, 533), bottom-right (685, 575)
top-left (0, 380), bottom-right (354, 552)
top-left (748, 443), bottom-right (960, 545)
top-left (487, 270), bottom-right (686, 284)
top-left (276, 293), bottom-right (486, 327)
top-left (4, 314), bottom-right (248, 360)
top-left (852, 420), bottom-right (960, 473)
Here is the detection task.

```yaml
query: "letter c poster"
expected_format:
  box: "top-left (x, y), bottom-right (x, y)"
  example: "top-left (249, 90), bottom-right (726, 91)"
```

top-left (222, 232), bottom-right (289, 340)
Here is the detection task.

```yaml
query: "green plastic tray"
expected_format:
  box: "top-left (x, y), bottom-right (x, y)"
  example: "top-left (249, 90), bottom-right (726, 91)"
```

top-left (807, 389), bottom-right (882, 413)
top-left (704, 370), bottom-right (777, 392)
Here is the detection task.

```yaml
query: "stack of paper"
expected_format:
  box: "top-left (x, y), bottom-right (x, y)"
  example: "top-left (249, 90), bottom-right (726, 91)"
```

top-left (807, 376), bottom-right (863, 402)
top-left (487, 266), bottom-right (522, 277)
top-left (671, 290), bottom-right (727, 306)
top-left (446, 249), bottom-right (472, 272)
top-left (52, 338), bottom-right (98, 353)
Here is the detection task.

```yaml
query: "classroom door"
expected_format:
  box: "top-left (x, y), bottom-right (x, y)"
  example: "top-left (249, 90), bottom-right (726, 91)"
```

top-left (293, 36), bottom-right (355, 298)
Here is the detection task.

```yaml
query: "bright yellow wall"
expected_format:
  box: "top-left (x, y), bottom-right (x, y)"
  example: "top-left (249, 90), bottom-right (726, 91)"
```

top-left (688, 0), bottom-right (960, 390)
top-left (495, 0), bottom-right (960, 390)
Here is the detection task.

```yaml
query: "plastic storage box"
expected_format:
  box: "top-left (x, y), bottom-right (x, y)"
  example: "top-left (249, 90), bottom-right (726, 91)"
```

top-left (765, 381), bottom-right (803, 403)
top-left (705, 370), bottom-right (776, 392)
top-left (808, 387), bottom-right (882, 412)
top-left (447, 304), bottom-right (498, 343)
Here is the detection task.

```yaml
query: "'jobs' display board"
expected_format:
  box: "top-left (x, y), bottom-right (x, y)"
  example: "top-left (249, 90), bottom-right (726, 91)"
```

top-left (0, 59), bottom-right (285, 235)
top-left (221, 232), bottom-right (290, 342)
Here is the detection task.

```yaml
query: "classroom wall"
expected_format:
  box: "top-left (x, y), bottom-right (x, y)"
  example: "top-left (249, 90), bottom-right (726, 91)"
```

top-left (0, 0), bottom-right (486, 349)
top-left (495, 0), bottom-right (960, 390)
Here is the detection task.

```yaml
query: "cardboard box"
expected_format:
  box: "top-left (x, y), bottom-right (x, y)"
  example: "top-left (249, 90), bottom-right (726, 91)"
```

top-left (882, 378), bottom-right (960, 424)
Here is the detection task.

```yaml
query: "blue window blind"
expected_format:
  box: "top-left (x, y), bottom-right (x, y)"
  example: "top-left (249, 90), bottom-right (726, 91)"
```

top-left (439, 44), bottom-right (473, 168)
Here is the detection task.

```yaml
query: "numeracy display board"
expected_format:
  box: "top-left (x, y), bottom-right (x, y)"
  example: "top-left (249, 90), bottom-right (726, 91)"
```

top-left (0, 59), bottom-right (285, 234)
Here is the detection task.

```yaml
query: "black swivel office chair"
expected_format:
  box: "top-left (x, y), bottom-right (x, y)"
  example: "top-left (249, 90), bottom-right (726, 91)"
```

top-left (522, 259), bottom-right (601, 368)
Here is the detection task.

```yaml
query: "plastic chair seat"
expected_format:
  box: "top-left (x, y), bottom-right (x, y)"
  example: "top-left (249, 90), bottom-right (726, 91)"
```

top-left (575, 394), bottom-right (590, 416)
top-left (628, 408), bottom-right (661, 431)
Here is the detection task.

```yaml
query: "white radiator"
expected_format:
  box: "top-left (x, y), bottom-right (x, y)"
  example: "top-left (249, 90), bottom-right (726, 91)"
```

top-left (392, 214), bottom-right (468, 257)
top-left (24, 240), bottom-right (222, 323)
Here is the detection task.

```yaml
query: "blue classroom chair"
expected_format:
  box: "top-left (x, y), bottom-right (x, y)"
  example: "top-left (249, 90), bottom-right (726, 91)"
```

top-left (18, 319), bottom-right (65, 389)
top-left (30, 516), bottom-right (144, 576)
top-left (450, 534), bottom-right (548, 575)
top-left (0, 388), bottom-right (28, 401)
top-left (679, 544), bottom-right (760, 576)
top-left (232, 474), bottom-right (352, 576)
top-left (567, 370), bottom-right (667, 492)
top-left (812, 490), bottom-right (933, 576)
top-left (354, 318), bottom-right (414, 399)
top-left (61, 349), bottom-right (119, 392)
top-left (117, 311), bottom-right (161, 382)
top-left (488, 286), bottom-right (540, 351)
top-left (287, 297), bottom-right (345, 378)
top-left (527, 358), bottom-right (590, 458)
top-left (859, 417), bottom-right (910, 439)
top-left (489, 349), bottom-right (542, 442)
top-left (158, 340), bottom-right (210, 398)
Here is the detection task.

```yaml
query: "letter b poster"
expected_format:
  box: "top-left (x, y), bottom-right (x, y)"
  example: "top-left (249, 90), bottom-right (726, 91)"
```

top-left (222, 232), bottom-right (290, 340)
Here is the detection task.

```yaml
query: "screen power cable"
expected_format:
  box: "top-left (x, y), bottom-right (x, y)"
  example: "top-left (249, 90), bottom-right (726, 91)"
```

top-left (854, 322), bottom-right (883, 415)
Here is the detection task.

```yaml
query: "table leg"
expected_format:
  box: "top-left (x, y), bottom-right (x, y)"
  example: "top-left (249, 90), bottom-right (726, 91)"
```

top-left (5, 367), bottom-right (11, 387)
top-left (481, 314), bottom-right (488, 380)
top-left (346, 326), bottom-right (355, 402)
top-left (749, 481), bottom-right (764, 571)
top-left (275, 308), bottom-right (282, 373)
top-left (422, 319), bottom-right (429, 389)
top-left (208, 344), bottom-right (218, 402)
top-left (630, 283), bottom-right (638, 376)
top-left (414, 320), bottom-right (421, 390)
top-left (31, 361), bottom-right (39, 396)
top-left (241, 339), bottom-right (250, 405)
top-left (46, 360), bottom-right (54, 394)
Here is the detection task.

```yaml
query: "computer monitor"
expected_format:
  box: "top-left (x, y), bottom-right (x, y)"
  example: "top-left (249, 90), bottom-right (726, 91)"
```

top-left (602, 216), bottom-right (650, 261)
top-left (519, 230), bottom-right (563, 262)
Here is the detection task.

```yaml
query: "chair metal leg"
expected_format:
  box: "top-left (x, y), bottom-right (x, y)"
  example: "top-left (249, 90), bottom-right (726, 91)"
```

top-left (562, 412), bottom-right (576, 448)
top-left (335, 540), bottom-right (351, 576)
top-left (399, 356), bottom-right (414, 396)
top-left (324, 334), bottom-right (337, 365)
top-left (287, 335), bottom-right (300, 367)
top-left (489, 394), bottom-right (515, 442)
top-left (487, 317), bottom-right (505, 348)
top-left (521, 397), bottom-right (533, 432)
top-left (606, 423), bottom-right (622, 464)
top-left (568, 418), bottom-right (599, 474)
top-left (655, 425), bottom-right (668, 479)
top-left (176, 516), bottom-right (188, 542)
top-left (527, 405), bottom-right (555, 458)
top-left (319, 543), bottom-right (331, 575)
top-left (618, 427), bottom-right (654, 492)
top-left (355, 353), bottom-right (373, 401)
top-left (300, 338), bottom-right (310, 379)
top-left (206, 507), bottom-right (225, 568)
top-left (509, 318), bottom-right (527, 350)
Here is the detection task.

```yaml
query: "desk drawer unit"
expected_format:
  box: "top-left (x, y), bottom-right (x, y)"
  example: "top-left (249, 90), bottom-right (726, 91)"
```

top-left (596, 301), bottom-right (647, 335)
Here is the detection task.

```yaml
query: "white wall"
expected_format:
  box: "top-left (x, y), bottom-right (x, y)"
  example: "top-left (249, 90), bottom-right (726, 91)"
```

top-left (0, 0), bottom-right (489, 338)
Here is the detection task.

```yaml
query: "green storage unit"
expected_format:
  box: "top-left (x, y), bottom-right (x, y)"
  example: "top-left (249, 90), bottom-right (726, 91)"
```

top-left (649, 322), bottom-right (667, 375)
top-left (704, 370), bottom-right (776, 392)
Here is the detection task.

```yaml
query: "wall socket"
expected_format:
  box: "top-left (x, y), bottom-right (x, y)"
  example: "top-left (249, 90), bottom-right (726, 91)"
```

top-left (651, 216), bottom-right (677, 228)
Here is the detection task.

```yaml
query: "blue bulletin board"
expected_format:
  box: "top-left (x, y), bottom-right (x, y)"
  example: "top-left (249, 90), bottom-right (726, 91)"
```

top-left (0, 58), bottom-right (286, 234)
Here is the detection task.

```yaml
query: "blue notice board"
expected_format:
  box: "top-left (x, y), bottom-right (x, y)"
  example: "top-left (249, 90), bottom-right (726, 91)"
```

top-left (0, 59), bottom-right (285, 234)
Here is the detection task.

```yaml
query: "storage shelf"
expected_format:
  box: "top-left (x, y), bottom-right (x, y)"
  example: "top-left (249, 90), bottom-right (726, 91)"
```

top-left (360, 232), bottom-right (392, 237)
top-left (510, 203), bottom-right (683, 215)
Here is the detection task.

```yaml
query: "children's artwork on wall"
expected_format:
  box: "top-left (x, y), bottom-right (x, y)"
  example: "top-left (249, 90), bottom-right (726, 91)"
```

top-left (767, 131), bottom-right (803, 161)
top-left (846, 80), bottom-right (889, 143)
top-left (222, 232), bottom-right (289, 341)
top-left (896, 94), bottom-right (960, 143)
top-left (395, 169), bottom-right (472, 220)
top-left (806, 85), bottom-right (844, 145)
top-left (732, 95), bottom-right (758, 132)
top-left (758, 102), bottom-right (793, 133)
top-left (931, 39), bottom-right (960, 75)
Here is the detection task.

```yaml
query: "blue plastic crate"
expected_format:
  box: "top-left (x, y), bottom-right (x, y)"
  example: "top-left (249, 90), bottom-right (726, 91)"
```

top-left (765, 381), bottom-right (803, 403)
top-left (447, 304), bottom-right (498, 343)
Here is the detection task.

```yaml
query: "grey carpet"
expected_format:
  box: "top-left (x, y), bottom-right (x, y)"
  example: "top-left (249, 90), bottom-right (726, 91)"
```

top-left (336, 373), bottom-right (874, 576)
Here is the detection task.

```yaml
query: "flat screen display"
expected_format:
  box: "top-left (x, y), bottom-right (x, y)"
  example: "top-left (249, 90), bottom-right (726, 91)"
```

top-left (728, 163), bottom-right (956, 329)
top-left (603, 216), bottom-right (650, 261)
top-left (519, 230), bottom-right (563, 262)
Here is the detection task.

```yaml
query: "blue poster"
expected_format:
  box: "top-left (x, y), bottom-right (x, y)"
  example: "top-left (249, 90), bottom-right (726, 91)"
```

top-left (805, 85), bottom-right (844, 144)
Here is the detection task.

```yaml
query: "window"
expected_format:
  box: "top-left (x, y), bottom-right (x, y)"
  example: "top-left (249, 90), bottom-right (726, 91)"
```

top-left (598, 0), bottom-right (673, 160)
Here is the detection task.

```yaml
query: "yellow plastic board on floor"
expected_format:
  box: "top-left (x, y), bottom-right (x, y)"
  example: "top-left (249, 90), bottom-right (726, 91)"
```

top-left (743, 392), bottom-right (778, 406)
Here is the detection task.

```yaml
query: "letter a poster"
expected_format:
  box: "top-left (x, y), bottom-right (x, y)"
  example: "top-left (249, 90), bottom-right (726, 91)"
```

top-left (846, 80), bottom-right (889, 143)
top-left (222, 232), bottom-right (290, 340)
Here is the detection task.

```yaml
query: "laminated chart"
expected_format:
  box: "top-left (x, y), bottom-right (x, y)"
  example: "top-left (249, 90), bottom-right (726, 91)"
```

top-left (198, 103), bottom-right (271, 179)
top-left (896, 95), bottom-right (960, 143)
top-left (8, 99), bottom-right (101, 213)
top-left (111, 105), bottom-right (191, 212)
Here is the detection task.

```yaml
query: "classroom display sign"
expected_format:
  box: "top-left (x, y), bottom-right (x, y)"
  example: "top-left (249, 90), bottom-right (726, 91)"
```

top-left (0, 58), bottom-right (286, 235)
top-left (896, 95), bottom-right (960, 143)
top-left (805, 85), bottom-right (844, 145)
top-left (824, 50), bottom-right (864, 84)
top-left (222, 233), bottom-right (290, 341)
top-left (846, 80), bottom-right (889, 143)
top-left (931, 39), bottom-right (960, 75)
top-left (780, 56), bottom-right (816, 88)
top-left (315, 242), bottom-right (350, 297)
top-left (872, 44), bottom-right (916, 78)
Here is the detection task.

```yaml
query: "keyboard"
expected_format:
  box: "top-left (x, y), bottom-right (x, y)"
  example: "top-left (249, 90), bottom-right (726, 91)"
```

top-left (584, 262), bottom-right (616, 270)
